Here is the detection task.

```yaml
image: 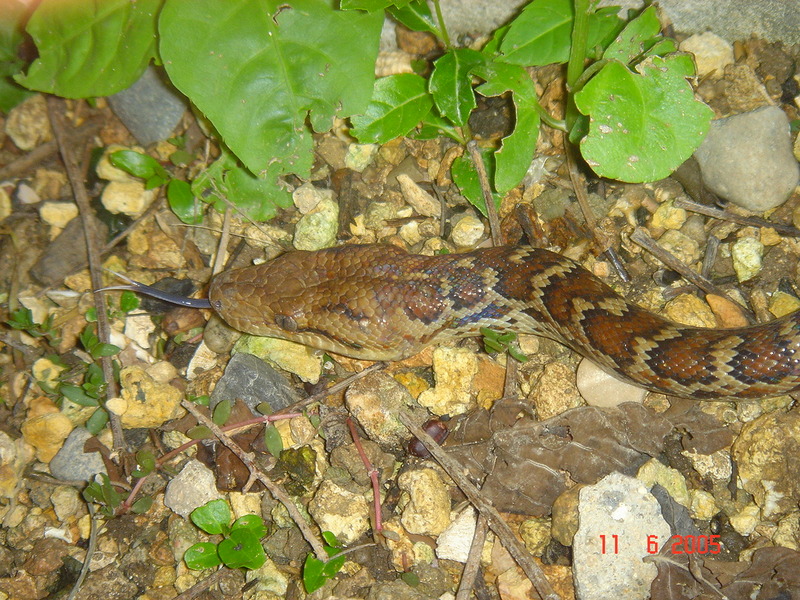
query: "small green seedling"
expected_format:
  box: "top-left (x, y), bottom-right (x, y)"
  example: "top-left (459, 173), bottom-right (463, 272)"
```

top-left (303, 531), bottom-right (347, 593)
top-left (110, 149), bottom-right (202, 225)
top-left (6, 307), bottom-right (60, 345)
top-left (481, 327), bottom-right (528, 363)
top-left (184, 499), bottom-right (267, 570)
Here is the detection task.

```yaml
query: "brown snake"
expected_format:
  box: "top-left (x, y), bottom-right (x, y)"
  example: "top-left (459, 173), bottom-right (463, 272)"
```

top-left (116, 244), bottom-right (800, 400)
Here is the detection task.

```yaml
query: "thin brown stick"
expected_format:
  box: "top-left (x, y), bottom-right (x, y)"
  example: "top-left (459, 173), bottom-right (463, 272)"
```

top-left (0, 118), bottom-right (103, 181)
top-left (455, 513), bottom-right (488, 600)
top-left (181, 399), bottom-right (328, 561)
top-left (673, 198), bottom-right (800, 237)
top-left (172, 567), bottom-right (229, 600)
top-left (346, 418), bottom-right (383, 533)
top-left (564, 137), bottom-right (629, 282)
top-left (47, 97), bottom-right (125, 450)
top-left (466, 140), bottom-right (502, 247)
top-left (629, 227), bottom-right (756, 323)
top-left (399, 412), bottom-right (560, 600)
top-left (212, 206), bottom-right (232, 276)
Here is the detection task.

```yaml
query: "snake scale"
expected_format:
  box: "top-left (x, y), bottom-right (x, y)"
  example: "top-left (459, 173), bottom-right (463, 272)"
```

top-left (196, 244), bottom-right (799, 400)
top-left (112, 244), bottom-right (800, 400)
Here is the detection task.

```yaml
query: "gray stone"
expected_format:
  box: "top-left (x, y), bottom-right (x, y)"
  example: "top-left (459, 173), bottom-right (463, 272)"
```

top-left (210, 352), bottom-right (300, 413)
top-left (694, 106), bottom-right (799, 212)
top-left (49, 428), bottom-right (107, 481)
top-left (573, 472), bottom-right (671, 600)
top-left (108, 66), bottom-right (187, 146)
top-left (163, 459), bottom-right (222, 518)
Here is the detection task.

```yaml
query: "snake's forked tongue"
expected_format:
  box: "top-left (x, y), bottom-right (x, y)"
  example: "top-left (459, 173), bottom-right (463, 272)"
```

top-left (95, 271), bottom-right (212, 309)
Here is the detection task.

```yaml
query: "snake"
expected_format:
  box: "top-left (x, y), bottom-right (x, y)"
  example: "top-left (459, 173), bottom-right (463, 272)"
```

top-left (107, 244), bottom-right (800, 400)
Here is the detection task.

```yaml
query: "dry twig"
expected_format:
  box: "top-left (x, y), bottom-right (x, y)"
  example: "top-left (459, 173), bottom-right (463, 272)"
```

top-left (399, 412), bottom-right (560, 600)
top-left (46, 98), bottom-right (126, 450)
top-left (181, 399), bottom-right (328, 560)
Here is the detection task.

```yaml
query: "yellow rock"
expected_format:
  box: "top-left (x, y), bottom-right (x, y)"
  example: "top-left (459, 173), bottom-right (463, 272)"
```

top-left (21, 412), bottom-right (73, 462)
top-left (117, 366), bottom-right (184, 428)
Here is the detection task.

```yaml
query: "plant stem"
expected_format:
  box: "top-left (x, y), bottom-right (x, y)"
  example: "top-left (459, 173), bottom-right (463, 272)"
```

top-left (431, 0), bottom-right (451, 48)
top-left (534, 102), bottom-right (567, 132)
top-left (565, 0), bottom-right (590, 131)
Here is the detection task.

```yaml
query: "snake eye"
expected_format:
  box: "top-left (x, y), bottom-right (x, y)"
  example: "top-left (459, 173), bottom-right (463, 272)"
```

top-left (275, 314), bottom-right (298, 332)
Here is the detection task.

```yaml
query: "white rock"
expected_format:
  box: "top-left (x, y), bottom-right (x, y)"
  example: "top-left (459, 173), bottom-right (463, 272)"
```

top-left (398, 468), bottom-right (451, 536)
top-left (397, 174), bottom-right (440, 217)
top-left (308, 479), bottom-right (370, 545)
top-left (186, 341), bottom-right (220, 380)
top-left (101, 180), bottom-right (157, 218)
top-left (417, 346), bottom-right (478, 416)
top-left (123, 314), bottom-right (156, 349)
top-left (573, 472), bottom-right (670, 600)
top-left (450, 214), bottom-right (485, 248)
top-left (40, 201), bottom-right (78, 230)
top-left (164, 459), bottom-right (223, 518)
top-left (292, 182), bottom-right (333, 215)
top-left (345, 143), bottom-right (379, 172)
top-left (682, 449), bottom-right (732, 481)
top-left (576, 359), bottom-right (647, 407)
top-left (235, 336), bottom-right (322, 384)
top-left (293, 197), bottom-right (339, 251)
top-left (436, 507), bottom-right (493, 563)
top-left (731, 236), bottom-right (764, 282)
top-left (729, 503), bottom-right (761, 536)
top-left (679, 32), bottom-right (734, 78)
top-left (345, 371), bottom-right (417, 447)
top-left (5, 95), bottom-right (52, 151)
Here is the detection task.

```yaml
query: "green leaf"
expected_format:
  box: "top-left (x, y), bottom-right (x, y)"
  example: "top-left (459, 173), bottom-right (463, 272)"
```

top-left (500, 0), bottom-right (622, 66)
top-left (109, 150), bottom-right (168, 182)
top-left (351, 73), bottom-right (433, 143)
top-left (91, 342), bottom-right (121, 359)
top-left (6, 308), bottom-right (35, 331)
top-left (211, 399), bottom-right (231, 426)
top-left (191, 149), bottom-right (292, 222)
top-left (602, 6), bottom-right (663, 64)
top-left (303, 554), bottom-right (329, 593)
top-left (474, 61), bottom-right (540, 193)
top-left (387, 0), bottom-right (439, 35)
top-left (133, 450), bottom-right (156, 477)
top-left (184, 542), bottom-right (223, 570)
top-left (416, 111), bottom-right (465, 142)
top-left (61, 385), bottom-right (100, 407)
top-left (264, 425), bottom-right (284, 458)
top-left (191, 395), bottom-right (211, 407)
top-left (0, 2), bottom-right (30, 113)
top-left (159, 0), bottom-right (382, 179)
top-left (574, 55), bottom-right (712, 182)
top-left (17, 0), bottom-right (160, 97)
top-left (190, 499), bottom-right (231, 535)
top-left (322, 531), bottom-right (342, 548)
top-left (119, 290), bottom-right (140, 314)
top-left (429, 49), bottom-right (484, 127)
top-left (187, 425), bottom-right (213, 440)
top-left (342, 0), bottom-right (412, 10)
top-left (218, 528), bottom-right (267, 569)
top-left (450, 152), bottom-right (500, 217)
top-left (85, 407), bottom-right (109, 434)
top-left (0, 76), bottom-right (33, 114)
top-left (232, 514), bottom-right (267, 539)
top-left (131, 496), bottom-right (153, 514)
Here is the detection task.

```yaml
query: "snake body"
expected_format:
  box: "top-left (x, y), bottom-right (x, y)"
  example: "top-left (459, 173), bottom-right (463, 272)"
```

top-left (205, 244), bottom-right (800, 400)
